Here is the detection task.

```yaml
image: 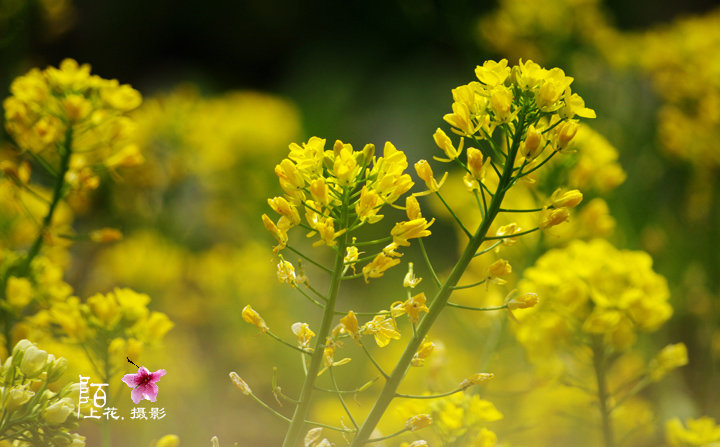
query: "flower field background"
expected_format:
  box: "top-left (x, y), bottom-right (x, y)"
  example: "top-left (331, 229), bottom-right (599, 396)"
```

top-left (1, 1), bottom-right (719, 446)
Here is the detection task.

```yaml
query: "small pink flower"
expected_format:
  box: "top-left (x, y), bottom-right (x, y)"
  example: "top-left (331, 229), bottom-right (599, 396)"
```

top-left (121, 366), bottom-right (166, 404)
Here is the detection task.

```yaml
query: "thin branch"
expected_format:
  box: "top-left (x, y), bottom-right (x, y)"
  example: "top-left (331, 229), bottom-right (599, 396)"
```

top-left (446, 303), bottom-right (508, 312)
top-left (285, 245), bottom-right (333, 273)
top-left (418, 238), bottom-right (441, 288)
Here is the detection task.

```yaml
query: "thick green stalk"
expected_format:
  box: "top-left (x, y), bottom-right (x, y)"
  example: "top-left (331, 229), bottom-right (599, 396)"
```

top-left (592, 337), bottom-right (615, 447)
top-left (349, 113), bottom-right (527, 446)
top-left (17, 127), bottom-right (74, 277)
top-left (281, 191), bottom-right (350, 447)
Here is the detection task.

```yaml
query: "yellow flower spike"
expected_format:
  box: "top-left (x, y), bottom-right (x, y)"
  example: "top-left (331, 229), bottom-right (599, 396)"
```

top-left (466, 147), bottom-right (487, 182)
top-left (459, 372), bottom-right (495, 389)
top-left (475, 59), bottom-right (511, 86)
top-left (391, 218), bottom-right (434, 247)
top-left (495, 223), bottom-right (521, 247)
top-left (403, 262), bottom-right (422, 288)
top-left (268, 196), bottom-right (301, 227)
top-left (405, 195), bottom-right (423, 220)
top-left (355, 186), bottom-right (384, 224)
top-left (411, 340), bottom-right (434, 367)
top-left (6, 276), bottom-right (33, 309)
top-left (433, 128), bottom-right (463, 162)
top-left (406, 414), bottom-right (433, 431)
top-left (362, 252), bottom-right (401, 283)
top-left (649, 343), bottom-right (688, 382)
top-left (276, 258), bottom-right (297, 285)
top-left (291, 322), bottom-right (315, 349)
top-left (550, 188), bottom-right (583, 209)
top-left (519, 124), bottom-right (543, 160)
top-left (339, 311), bottom-right (360, 340)
top-left (361, 315), bottom-right (401, 347)
top-left (261, 213), bottom-right (288, 252)
top-left (539, 207), bottom-right (571, 230)
top-left (229, 372), bottom-right (252, 395)
top-left (506, 292), bottom-right (539, 310)
top-left (309, 178), bottom-right (330, 208)
top-left (242, 305), bottom-right (269, 333)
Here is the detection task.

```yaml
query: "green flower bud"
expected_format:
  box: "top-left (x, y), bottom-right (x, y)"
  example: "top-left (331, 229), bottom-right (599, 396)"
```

top-left (20, 345), bottom-right (48, 378)
top-left (6, 386), bottom-right (35, 410)
top-left (12, 339), bottom-right (33, 356)
top-left (43, 397), bottom-right (75, 425)
top-left (47, 356), bottom-right (69, 383)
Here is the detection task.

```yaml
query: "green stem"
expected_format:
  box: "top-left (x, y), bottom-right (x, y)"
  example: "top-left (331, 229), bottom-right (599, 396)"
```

top-left (592, 336), bottom-right (615, 447)
top-left (102, 342), bottom-right (111, 447)
top-left (281, 189), bottom-right (350, 447)
top-left (348, 111), bottom-right (528, 447)
top-left (16, 127), bottom-right (74, 277)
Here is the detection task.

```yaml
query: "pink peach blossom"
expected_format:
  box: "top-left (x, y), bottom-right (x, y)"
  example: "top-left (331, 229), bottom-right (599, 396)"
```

top-left (121, 366), bottom-right (166, 404)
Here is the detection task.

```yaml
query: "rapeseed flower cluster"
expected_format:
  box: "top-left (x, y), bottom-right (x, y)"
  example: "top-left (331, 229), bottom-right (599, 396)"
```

top-left (4, 59), bottom-right (143, 190)
top-left (516, 239), bottom-right (671, 362)
top-left (264, 137), bottom-right (430, 282)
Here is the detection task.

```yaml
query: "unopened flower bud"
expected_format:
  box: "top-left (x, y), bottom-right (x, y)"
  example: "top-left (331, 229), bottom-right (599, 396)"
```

top-left (47, 356), bottom-right (69, 383)
top-left (550, 188), bottom-right (583, 209)
top-left (89, 228), bottom-right (123, 243)
top-left (557, 120), bottom-right (579, 148)
top-left (20, 345), bottom-right (48, 378)
top-left (155, 435), bottom-right (180, 447)
top-left (649, 343), bottom-right (688, 382)
top-left (241, 305), bottom-right (269, 333)
top-left (467, 147), bottom-right (486, 180)
top-left (43, 397), bottom-right (75, 425)
top-left (229, 372), bottom-right (252, 395)
top-left (406, 414), bottom-right (433, 431)
top-left (507, 293), bottom-right (539, 310)
top-left (540, 207), bottom-right (571, 230)
top-left (488, 259), bottom-right (512, 278)
top-left (460, 372), bottom-right (495, 389)
top-left (520, 124), bottom-right (543, 159)
top-left (6, 386), bottom-right (35, 410)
